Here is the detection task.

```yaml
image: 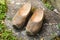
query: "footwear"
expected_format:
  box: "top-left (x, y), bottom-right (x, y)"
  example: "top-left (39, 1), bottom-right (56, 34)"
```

top-left (12, 3), bottom-right (31, 28)
top-left (26, 8), bottom-right (44, 35)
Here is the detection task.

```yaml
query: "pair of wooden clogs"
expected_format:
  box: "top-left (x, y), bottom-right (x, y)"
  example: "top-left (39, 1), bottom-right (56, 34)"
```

top-left (12, 3), bottom-right (44, 35)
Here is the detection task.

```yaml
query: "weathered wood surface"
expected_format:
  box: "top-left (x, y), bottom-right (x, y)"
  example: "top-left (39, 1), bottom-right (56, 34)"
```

top-left (12, 3), bottom-right (31, 28)
top-left (5, 0), bottom-right (60, 40)
top-left (26, 9), bottom-right (44, 35)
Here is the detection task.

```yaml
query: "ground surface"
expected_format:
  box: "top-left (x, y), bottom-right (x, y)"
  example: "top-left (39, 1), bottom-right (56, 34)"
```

top-left (5, 0), bottom-right (60, 40)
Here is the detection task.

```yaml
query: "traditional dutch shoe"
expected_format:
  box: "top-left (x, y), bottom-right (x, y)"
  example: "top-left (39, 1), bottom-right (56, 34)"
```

top-left (12, 3), bottom-right (31, 29)
top-left (26, 8), bottom-right (44, 35)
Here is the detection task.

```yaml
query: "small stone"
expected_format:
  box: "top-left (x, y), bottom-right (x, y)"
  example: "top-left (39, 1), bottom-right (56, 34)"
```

top-left (16, 3), bottom-right (20, 5)
top-left (53, 9), bottom-right (59, 13)
top-left (50, 0), bottom-right (60, 12)
top-left (40, 37), bottom-right (44, 40)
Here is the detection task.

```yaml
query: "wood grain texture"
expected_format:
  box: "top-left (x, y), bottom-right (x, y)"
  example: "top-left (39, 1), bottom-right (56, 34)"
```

top-left (26, 9), bottom-right (44, 35)
top-left (12, 3), bottom-right (31, 28)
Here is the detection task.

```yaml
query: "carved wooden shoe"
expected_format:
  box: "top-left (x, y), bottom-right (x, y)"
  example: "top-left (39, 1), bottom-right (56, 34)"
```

top-left (26, 9), bottom-right (44, 35)
top-left (12, 3), bottom-right (31, 28)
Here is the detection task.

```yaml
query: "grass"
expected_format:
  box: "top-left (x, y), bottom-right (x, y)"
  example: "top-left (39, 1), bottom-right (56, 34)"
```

top-left (42, 0), bottom-right (54, 10)
top-left (0, 0), bottom-right (18, 40)
top-left (0, 0), bottom-right (7, 20)
top-left (0, 21), bottom-right (18, 40)
top-left (45, 2), bottom-right (54, 11)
